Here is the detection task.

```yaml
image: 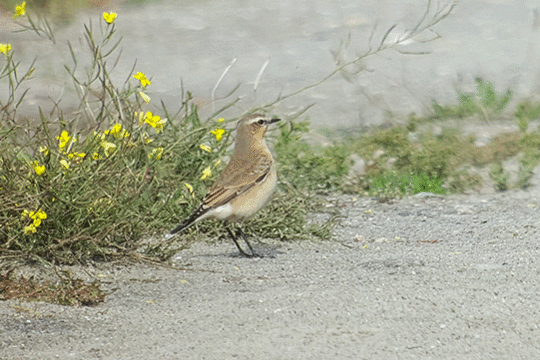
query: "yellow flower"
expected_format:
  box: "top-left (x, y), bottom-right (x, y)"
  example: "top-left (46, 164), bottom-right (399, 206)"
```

top-left (133, 72), bottom-right (151, 87)
top-left (210, 128), bottom-right (225, 141)
top-left (214, 158), bottom-right (221, 167)
top-left (22, 208), bottom-right (47, 230)
top-left (199, 144), bottom-right (212, 153)
top-left (57, 130), bottom-right (75, 149)
top-left (103, 12), bottom-right (117, 24)
top-left (32, 160), bottom-right (45, 176)
top-left (0, 43), bottom-right (12, 55)
top-left (105, 123), bottom-right (130, 138)
top-left (148, 147), bottom-right (164, 160)
top-left (200, 166), bottom-right (212, 180)
top-left (39, 146), bottom-right (49, 156)
top-left (141, 132), bottom-right (153, 144)
top-left (144, 111), bottom-right (158, 124)
top-left (184, 182), bottom-right (193, 193)
top-left (92, 152), bottom-right (102, 160)
top-left (144, 111), bottom-right (166, 133)
top-left (218, 118), bottom-right (225, 122)
top-left (139, 91), bottom-right (151, 104)
top-left (60, 159), bottom-right (70, 169)
top-left (104, 124), bottom-right (119, 135)
top-left (67, 151), bottom-right (86, 159)
top-left (93, 130), bottom-right (106, 141)
top-left (100, 141), bottom-right (117, 157)
top-left (24, 224), bottom-right (37, 235)
top-left (67, 152), bottom-right (86, 164)
top-left (12, 2), bottom-right (26, 18)
top-left (32, 207), bottom-right (48, 221)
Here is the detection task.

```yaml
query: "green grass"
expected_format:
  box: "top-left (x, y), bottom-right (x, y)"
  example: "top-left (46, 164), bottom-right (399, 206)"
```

top-left (367, 172), bottom-right (446, 199)
top-left (275, 120), bottom-right (350, 192)
top-left (428, 78), bottom-right (512, 122)
top-left (273, 87), bottom-right (540, 198)
top-left (340, 92), bottom-right (540, 195)
top-left (489, 162), bottom-right (508, 192)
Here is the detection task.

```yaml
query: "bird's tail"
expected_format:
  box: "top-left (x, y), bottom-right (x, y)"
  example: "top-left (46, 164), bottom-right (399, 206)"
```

top-left (170, 204), bottom-right (208, 235)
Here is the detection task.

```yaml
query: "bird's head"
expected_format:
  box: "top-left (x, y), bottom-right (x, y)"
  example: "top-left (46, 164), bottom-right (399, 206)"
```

top-left (236, 114), bottom-right (280, 144)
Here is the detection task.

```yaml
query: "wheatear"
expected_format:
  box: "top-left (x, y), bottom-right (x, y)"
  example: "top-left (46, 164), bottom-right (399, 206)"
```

top-left (170, 114), bottom-right (280, 257)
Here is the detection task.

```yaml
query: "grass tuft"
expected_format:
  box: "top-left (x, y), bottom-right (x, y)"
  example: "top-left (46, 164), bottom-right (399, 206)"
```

top-left (429, 78), bottom-right (512, 121)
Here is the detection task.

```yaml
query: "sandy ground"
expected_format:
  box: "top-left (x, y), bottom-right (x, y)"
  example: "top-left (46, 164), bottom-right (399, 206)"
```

top-left (1, 189), bottom-right (540, 359)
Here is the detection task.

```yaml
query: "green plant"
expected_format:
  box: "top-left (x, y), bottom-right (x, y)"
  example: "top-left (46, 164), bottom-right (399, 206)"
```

top-left (367, 172), bottom-right (413, 198)
top-left (409, 132), bottom-right (455, 179)
top-left (515, 100), bottom-right (540, 122)
top-left (0, 8), bottom-right (332, 264)
top-left (489, 162), bottom-right (508, 192)
top-left (517, 133), bottom-right (540, 189)
top-left (429, 78), bottom-right (512, 121)
top-left (411, 173), bottom-right (446, 194)
top-left (475, 77), bottom-right (512, 114)
top-left (445, 170), bottom-right (482, 193)
top-left (366, 172), bottom-right (445, 198)
top-left (275, 120), bottom-right (350, 191)
top-left (515, 100), bottom-right (540, 134)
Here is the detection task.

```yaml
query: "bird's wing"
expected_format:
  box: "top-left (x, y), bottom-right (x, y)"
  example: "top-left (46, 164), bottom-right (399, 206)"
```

top-left (169, 154), bottom-right (273, 235)
top-left (202, 154), bottom-right (273, 209)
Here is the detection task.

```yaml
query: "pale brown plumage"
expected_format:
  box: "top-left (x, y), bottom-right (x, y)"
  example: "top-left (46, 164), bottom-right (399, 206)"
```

top-left (170, 114), bottom-right (280, 257)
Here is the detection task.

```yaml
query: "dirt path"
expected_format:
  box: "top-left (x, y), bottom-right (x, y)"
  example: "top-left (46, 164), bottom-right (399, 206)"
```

top-left (1, 189), bottom-right (540, 359)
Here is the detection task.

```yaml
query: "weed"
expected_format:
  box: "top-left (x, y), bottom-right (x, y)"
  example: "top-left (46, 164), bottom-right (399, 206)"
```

top-left (411, 173), bottom-right (446, 194)
top-left (517, 155), bottom-right (536, 189)
top-left (515, 100), bottom-right (540, 122)
top-left (275, 120), bottom-right (349, 192)
top-left (517, 134), bottom-right (540, 189)
top-left (475, 78), bottom-right (512, 114)
top-left (489, 162), bottom-right (508, 192)
top-left (368, 172), bottom-right (414, 198)
top-left (445, 170), bottom-right (482, 193)
top-left (429, 78), bottom-right (512, 121)
top-left (367, 172), bottom-right (445, 198)
top-left (515, 116), bottom-right (530, 134)
top-left (471, 132), bottom-right (521, 165)
top-left (342, 111), bottom-right (540, 196)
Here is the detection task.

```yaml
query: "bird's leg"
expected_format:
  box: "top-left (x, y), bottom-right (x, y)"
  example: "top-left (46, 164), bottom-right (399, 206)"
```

top-left (236, 225), bottom-right (260, 258)
top-left (224, 221), bottom-right (252, 257)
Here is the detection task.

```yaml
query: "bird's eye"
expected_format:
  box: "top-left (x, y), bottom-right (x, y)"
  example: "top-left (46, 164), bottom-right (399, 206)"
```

top-left (257, 119), bottom-right (265, 125)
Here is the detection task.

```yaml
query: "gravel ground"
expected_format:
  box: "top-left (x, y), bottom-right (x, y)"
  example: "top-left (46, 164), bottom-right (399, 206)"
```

top-left (1, 189), bottom-right (540, 359)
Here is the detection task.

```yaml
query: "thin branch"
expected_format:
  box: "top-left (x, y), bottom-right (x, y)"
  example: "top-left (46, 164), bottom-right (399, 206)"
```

top-left (211, 58), bottom-right (237, 114)
top-left (253, 59), bottom-right (270, 92)
top-left (255, 0), bottom-right (456, 112)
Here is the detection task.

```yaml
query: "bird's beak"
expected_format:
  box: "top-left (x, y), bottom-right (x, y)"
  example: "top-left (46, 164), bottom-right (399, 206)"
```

top-left (269, 118), bottom-right (281, 124)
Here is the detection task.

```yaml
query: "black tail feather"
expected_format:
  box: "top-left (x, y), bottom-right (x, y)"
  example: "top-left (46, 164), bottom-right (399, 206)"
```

top-left (170, 204), bottom-right (208, 235)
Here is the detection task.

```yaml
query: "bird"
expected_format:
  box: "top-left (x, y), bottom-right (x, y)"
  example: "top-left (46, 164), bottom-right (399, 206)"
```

top-left (170, 114), bottom-right (281, 257)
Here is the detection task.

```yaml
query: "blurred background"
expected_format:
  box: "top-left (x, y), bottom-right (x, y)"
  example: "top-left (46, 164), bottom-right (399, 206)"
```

top-left (0, 0), bottom-right (539, 128)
